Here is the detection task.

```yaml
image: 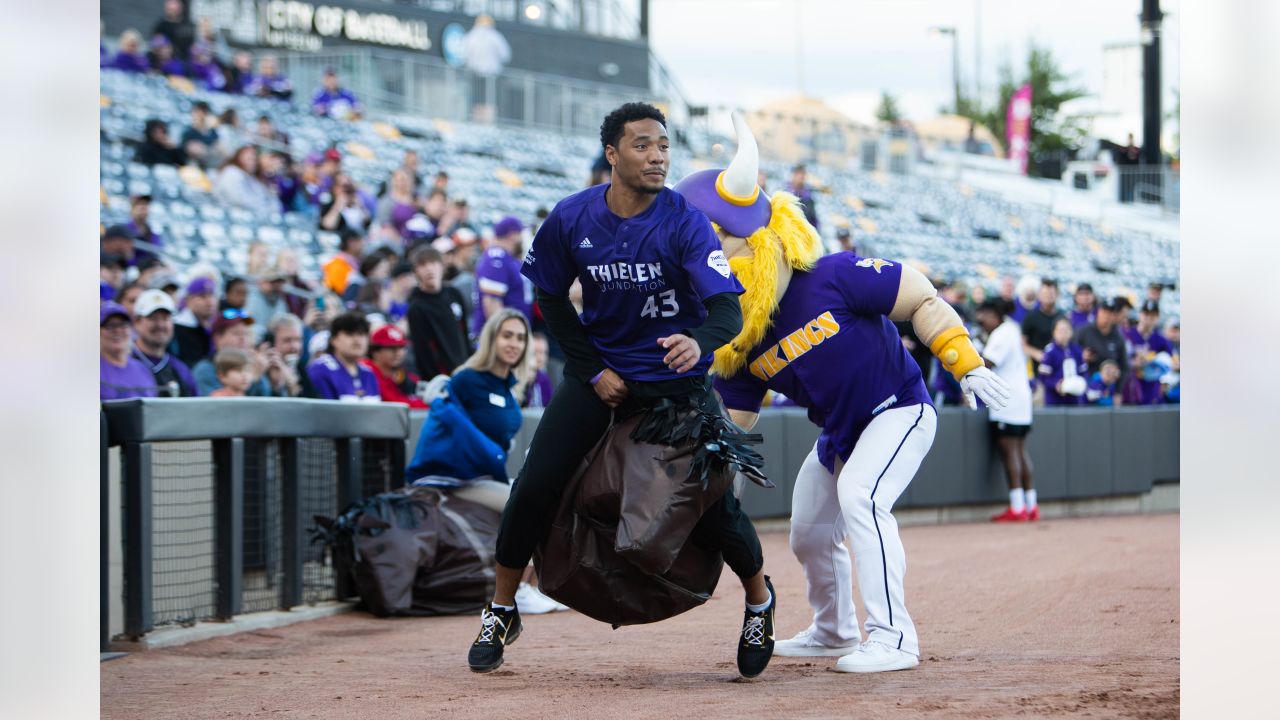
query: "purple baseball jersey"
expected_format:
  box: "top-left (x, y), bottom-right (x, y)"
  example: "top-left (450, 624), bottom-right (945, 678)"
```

top-left (1038, 341), bottom-right (1086, 406)
top-left (521, 184), bottom-right (744, 382)
top-left (306, 354), bottom-right (381, 401)
top-left (311, 88), bottom-right (361, 118)
top-left (1069, 308), bottom-right (1095, 329)
top-left (1123, 327), bottom-right (1173, 405)
top-left (714, 253), bottom-right (931, 473)
top-left (473, 246), bottom-right (533, 335)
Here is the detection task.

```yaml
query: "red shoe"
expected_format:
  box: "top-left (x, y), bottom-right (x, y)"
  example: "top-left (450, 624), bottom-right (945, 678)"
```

top-left (1026, 506), bottom-right (1041, 521)
top-left (991, 508), bottom-right (1028, 522)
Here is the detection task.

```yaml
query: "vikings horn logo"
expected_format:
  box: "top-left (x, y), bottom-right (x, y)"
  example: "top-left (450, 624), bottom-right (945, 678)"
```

top-left (855, 258), bottom-right (893, 274)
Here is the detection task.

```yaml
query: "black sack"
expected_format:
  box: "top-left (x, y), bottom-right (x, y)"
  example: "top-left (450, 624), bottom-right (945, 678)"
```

top-left (313, 486), bottom-right (500, 616)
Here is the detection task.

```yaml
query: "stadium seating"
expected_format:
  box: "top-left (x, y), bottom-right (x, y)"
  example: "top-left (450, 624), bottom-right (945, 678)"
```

top-left (99, 68), bottom-right (1179, 316)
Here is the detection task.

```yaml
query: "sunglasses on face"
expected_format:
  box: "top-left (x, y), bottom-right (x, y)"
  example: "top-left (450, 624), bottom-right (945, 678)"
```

top-left (221, 308), bottom-right (251, 320)
top-left (102, 319), bottom-right (131, 331)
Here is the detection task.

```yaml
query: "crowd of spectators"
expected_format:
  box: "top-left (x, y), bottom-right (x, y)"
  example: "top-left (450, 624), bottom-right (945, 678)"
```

top-left (100, 2), bottom-right (1177, 414)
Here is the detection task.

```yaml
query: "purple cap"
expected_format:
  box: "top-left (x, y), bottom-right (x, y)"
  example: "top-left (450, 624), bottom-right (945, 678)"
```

top-left (100, 281), bottom-right (116, 302)
top-left (186, 276), bottom-right (216, 297)
top-left (304, 151), bottom-right (324, 165)
top-left (150, 34), bottom-right (171, 49)
top-left (100, 301), bottom-right (131, 326)
top-left (492, 215), bottom-right (523, 238)
top-left (673, 169), bottom-right (772, 238)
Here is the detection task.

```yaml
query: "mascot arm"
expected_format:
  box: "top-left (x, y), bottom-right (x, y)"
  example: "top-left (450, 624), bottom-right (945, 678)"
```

top-left (536, 287), bottom-right (607, 381)
top-left (888, 264), bottom-right (983, 380)
top-left (727, 409), bottom-right (759, 432)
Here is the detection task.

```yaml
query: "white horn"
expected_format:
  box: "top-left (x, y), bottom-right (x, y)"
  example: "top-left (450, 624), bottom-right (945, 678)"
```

top-left (721, 112), bottom-right (759, 200)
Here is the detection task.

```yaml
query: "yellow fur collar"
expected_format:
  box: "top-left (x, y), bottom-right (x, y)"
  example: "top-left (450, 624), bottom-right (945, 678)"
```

top-left (712, 191), bottom-right (823, 378)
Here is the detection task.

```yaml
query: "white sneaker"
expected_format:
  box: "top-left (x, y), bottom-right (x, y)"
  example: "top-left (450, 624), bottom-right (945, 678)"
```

top-left (514, 582), bottom-right (569, 615)
top-left (834, 641), bottom-right (920, 673)
top-left (773, 627), bottom-right (859, 657)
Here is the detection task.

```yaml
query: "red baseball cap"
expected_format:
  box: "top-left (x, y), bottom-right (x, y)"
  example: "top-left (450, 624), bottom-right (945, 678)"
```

top-left (370, 325), bottom-right (407, 348)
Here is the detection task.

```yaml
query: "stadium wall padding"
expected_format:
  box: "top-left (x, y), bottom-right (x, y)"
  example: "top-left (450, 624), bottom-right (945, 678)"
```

top-left (407, 405), bottom-right (1180, 519)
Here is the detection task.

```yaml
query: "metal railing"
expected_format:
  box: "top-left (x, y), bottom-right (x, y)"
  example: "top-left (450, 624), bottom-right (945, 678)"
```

top-left (277, 46), bottom-right (664, 136)
top-left (102, 398), bottom-right (409, 647)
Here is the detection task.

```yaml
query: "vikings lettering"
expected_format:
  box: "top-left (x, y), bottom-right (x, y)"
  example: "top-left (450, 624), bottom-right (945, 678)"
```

top-left (748, 311), bottom-right (842, 380)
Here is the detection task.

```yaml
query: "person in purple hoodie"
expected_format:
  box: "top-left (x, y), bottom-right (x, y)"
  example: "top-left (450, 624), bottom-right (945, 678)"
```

top-left (147, 35), bottom-right (187, 76)
top-left (1123, 300), bottom-right (1174, 405)
top-left (310, 68), bottom-right (363, 119)
top-left (108, 31), bottom-right (151, 74)
top-left (245, 55), bottom-right (293, 101)
top-left (186, 42), bottom-right (226, 91)
top-left (1037, 316), bottom-right (1087, 406)
top-left (305, 312), bottom-right (380, 401)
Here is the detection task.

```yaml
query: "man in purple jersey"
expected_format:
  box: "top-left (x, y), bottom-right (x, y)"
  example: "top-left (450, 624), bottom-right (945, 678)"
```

top-left (467, 103), bottom-right (776, 679)
top-left (677, 114), bottom-right (1009, 675)
top-left (310, 68), bottom-right (363, 120)
top-left (472, 215), bottom-right (533, 336)
top-left (1124, 300), bottom-right (1174, 405)
top-left (306, 312), bottom-right (380, 401)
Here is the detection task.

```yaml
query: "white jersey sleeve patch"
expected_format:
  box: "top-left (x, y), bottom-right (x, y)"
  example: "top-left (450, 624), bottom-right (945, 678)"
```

top-left (708, 250), bottom-right (731, 278)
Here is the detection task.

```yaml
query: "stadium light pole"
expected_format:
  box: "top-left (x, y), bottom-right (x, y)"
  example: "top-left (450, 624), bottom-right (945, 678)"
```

top-left (930, 25), bottom-right (960, 114)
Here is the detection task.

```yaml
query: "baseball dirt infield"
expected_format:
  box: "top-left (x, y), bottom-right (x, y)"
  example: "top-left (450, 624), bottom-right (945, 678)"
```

top-left (102, 513), bottom-right (1178, 719)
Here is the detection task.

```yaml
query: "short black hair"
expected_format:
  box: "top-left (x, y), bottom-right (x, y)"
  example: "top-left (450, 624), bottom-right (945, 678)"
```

top-left (338, 229), bottom-right (364, 252)
top-left (977, 298), bottom-right (1008, 317)
top-left (330, 311), bottom-right (370, 338)
top-left (1041, 278), bottom-right (1058, 288)
top-left (410, 245), bottom-right (443, 267)
top-left (600, 102), bottom-right (666, 150)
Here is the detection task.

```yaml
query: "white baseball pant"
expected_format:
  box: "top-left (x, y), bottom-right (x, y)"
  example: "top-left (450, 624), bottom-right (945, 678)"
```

top-left (789, 403), bottom-right (936, 656)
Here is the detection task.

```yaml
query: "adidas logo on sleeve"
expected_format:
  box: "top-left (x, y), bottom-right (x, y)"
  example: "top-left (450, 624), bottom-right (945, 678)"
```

top-left (578, 238), bottom-right (593, 249)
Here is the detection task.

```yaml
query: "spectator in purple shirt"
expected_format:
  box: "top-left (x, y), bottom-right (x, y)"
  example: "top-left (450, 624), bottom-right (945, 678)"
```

top-left (1038, 317), bottom-right (1086, 405)
top-left (131, 289), bottom-right (199, 397)
top-left (147, 35), bottom-right (186, 76)
top-left (1124, 300), bottom-right (1174, 405)
top-left (311, 68), bottom-right (363, 119)
top-left (1069, 282), bottom-right (1097, 329)
top-left (306, 312), bottom-right (380, 401)
top-left (186, 42), bottom-right (226, 91)
top-left (472, 215), bottom-right (532, 335)
top-left (246, 55), bottom-right (293, 101)
top-left (101, 302), bottom-right (158, 400)
top-left (109, 30), bottom-right (150, 74)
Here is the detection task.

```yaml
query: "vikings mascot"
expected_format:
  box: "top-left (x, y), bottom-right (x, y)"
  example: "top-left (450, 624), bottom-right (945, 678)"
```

top-left (676, 114), bottom-right (1011, 674)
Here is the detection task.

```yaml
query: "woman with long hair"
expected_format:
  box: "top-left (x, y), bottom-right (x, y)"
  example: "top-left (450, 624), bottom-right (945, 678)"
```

top-left (214, 145), bottom-right (279, 216)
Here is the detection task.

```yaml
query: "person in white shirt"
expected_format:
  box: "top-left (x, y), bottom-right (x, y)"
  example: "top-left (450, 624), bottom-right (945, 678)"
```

top-left (975, 299), bottom-right (1038, 522)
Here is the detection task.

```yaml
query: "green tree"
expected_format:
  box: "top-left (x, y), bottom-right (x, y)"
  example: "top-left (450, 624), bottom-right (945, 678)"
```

top-left (875, 91), bottom-right (903, 124)
top-left (963, 41), bottom-right (1089, 176)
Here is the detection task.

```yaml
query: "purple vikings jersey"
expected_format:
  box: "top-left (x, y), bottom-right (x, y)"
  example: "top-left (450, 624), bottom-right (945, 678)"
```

top-left (521, 184), bottom-right (744, 382)
top-left (473, 246), bottom-right (533, 335)
top-left (1123, 327), bottom-right (1173, 404)
top-left (1038, 342), bottom-right (1086, 406)
top-left (306, 354), bottom-right (380, 401)
top-left (715, 253), bottom-right (932, 473)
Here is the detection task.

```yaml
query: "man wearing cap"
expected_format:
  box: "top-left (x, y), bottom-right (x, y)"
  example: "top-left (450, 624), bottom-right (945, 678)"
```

top-left (362, 325), bottom-right (427, 408)
top-left (100, 253), bottom-right (129, 295)
top-left (101, 303), bottom-right (158, 400)
top-left (472, 215), bottom-right (533, 336)
top-left (1073, 298), bottom-right (1131, 394)
top-left (192, 311), bottom-right (278, 396)
top-left (311, 68), bottom-right (362, 120)
top-left (1069, 282), bottom-right (1097, 329)
top-left (131, 290), bottom-right (199, 397)
top-left (102, 225), bottom-right (137, 268)
top-left (835, 226), bottom-right (855, 254)
top-left (1124, 300), bottom-right (1174, 405)
top-left (126, 195), bottom-right (166, 266)
top-left (172, 276), bottom-right (219, 367)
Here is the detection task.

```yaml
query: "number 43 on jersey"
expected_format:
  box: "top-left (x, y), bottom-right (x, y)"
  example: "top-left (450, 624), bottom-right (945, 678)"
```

top-left (641, 289), bottom-right (680, 318)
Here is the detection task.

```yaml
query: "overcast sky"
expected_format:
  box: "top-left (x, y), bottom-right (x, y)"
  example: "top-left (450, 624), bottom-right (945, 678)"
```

top-left (648, 0), bottom-right (1181, 126)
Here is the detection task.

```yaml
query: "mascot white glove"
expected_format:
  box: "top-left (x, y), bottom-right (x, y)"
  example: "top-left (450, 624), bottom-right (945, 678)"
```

top-left (960, 367), bottom-right (1012, 411)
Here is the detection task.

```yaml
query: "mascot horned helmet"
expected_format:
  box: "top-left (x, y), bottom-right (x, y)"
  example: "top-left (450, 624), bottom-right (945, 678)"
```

top-left (674, 112), bottom-right (823, 378)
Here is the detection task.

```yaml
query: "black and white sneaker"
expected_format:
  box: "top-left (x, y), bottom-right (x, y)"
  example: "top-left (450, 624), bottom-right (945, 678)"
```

top-left (468, 602), bottom-right (522, 673)
top-left (736, 575), bottom-right (776, 679)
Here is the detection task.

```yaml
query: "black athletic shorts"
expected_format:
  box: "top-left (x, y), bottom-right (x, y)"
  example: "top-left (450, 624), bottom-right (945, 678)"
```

top-left (990, 420), bottom-right (1032, 438)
